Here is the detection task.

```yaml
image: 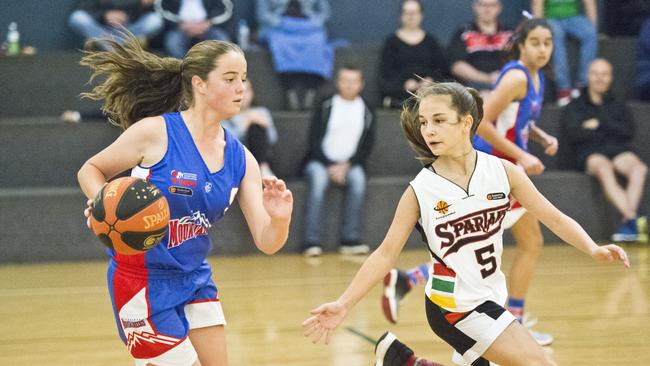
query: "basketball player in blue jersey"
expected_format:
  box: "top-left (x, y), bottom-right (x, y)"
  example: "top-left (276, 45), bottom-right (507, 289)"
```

top-left (303, 81), bottom-right (629, 366)
top-left (381, 18), bottom-right (558, 346)
top-left (78, 34), bottom-right (293, 366)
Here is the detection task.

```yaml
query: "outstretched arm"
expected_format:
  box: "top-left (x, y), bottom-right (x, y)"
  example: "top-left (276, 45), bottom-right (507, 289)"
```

top-left (504, 159), bottom-right (629, 266)
top-left (238, 148), bottom-right (293, 255)
top-left (302, 187), bottom-right (420, 344)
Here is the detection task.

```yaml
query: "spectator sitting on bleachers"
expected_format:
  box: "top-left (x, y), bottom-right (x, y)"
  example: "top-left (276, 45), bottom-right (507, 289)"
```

top-left (155, 0), bottom-right (233, 59)
top-left (447, 0), bottom-right (512, 95)
top-left (222, 80), bottom-right (278, 178)
top-left (532, 0), bottom-right (598, 106)
top-left (379, 0), bottom-right (449, 109)
top-left (68, 0), bottom-right (164, 50)
top-left (256, 0), bottom-right (332, 111)
top-left (636, 18), bottom-right (650, 102)
top-left (301, 65), bottom-right (375, 257)
top-left (560, 58), bottom-right (648, 242)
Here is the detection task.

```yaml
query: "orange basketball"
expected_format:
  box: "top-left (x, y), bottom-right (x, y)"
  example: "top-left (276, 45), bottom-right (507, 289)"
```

top-left (89, 177), bottom-right (170, 255)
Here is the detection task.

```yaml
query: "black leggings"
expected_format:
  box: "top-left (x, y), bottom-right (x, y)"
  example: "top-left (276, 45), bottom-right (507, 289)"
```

top-left (279, 72), bottom-right (323, 91)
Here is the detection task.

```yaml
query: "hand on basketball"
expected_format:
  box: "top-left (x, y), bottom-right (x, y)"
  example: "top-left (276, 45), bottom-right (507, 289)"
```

top-left (302, 301), bottom-right (348, 344)
top-left (84, 198), bottom-right (93, 229)
top-left (590, 244), bottom-right (630, 267)
top-left (262, 177), bottom-right (293, 220)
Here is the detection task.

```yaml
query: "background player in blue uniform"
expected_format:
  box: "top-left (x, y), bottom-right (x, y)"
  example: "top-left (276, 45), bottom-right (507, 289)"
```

top-left (78, 33), bottom-right (293, 366)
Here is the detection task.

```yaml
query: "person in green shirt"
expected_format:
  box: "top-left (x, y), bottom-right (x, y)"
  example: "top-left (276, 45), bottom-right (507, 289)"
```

top-left (532, 0), bottom-right (598, 106)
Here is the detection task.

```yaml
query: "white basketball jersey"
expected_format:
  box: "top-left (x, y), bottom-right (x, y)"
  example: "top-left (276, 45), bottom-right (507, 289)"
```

top-left (410, 151), bottom-right (511, 313)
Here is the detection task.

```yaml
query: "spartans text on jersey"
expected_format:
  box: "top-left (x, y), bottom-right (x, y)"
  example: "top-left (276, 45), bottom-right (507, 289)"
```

top-left (435, 202), bottom-right (510, 257)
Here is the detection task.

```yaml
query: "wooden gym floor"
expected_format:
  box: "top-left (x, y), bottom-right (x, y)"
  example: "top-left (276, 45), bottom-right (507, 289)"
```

top-left (0, 245), bottom-right (648, 366)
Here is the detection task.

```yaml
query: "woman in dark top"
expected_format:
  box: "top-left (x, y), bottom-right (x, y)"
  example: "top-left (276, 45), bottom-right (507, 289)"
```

top-left (379, 0), bottom-right (450, 108)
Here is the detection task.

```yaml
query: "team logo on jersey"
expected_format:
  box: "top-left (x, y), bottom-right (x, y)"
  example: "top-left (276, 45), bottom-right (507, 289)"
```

top-left (434, 201), bottom-right (452, 215)
top-left (170, 170), bottom-right (198, 187)
top-left (168, 211), bottom-right (211, 248)
top-left (205, 182), bottom-right (212, 193)
top-left (435, 202), bottom-right (510, 257)
top-left (486, 192), bottom-right (506, 200)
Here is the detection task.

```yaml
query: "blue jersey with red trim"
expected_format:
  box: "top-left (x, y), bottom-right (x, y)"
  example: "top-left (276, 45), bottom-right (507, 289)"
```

top-left (110, 112), bottom-right (246, 274)
top-left (473, 61), bottom-right (544, 162)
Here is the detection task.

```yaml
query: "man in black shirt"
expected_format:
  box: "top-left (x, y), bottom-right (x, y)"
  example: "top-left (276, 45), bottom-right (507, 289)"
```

top-left (447, 0), bottom-right (512, 94)
top-left (560, 58), bottom-right (648, 242)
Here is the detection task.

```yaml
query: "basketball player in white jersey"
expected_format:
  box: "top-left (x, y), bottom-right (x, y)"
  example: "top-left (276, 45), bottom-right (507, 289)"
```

top-left (302, 82), bottom-right (629, 366)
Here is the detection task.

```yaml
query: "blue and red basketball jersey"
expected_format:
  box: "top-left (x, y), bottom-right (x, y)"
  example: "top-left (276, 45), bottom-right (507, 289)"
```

top-left (473, 61), bottom-right (544, 162)
top-left (111, 112), bottom-right (247, 274)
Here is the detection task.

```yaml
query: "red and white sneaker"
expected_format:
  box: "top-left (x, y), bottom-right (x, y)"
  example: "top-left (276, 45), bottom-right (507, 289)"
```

top-left (381, 269), bottom-right (412, 324)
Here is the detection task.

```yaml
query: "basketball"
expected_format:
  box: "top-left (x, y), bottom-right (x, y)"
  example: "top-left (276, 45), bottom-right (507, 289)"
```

top-left (89, 177), bottom-right (170, 255)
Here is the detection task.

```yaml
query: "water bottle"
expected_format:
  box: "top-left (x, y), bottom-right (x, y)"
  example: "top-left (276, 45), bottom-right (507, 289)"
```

top-left (6, 22), bottom-right (20, 56)
top-left (237, 19), bottom-right (250, 51)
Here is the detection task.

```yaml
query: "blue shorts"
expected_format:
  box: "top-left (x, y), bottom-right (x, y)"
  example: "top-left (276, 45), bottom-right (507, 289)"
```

top-left (107, 260), bottom-right (226, 365)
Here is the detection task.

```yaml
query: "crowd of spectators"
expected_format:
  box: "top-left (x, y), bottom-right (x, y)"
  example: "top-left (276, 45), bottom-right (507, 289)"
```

top-left (59, 0), bottom-right (650, 248)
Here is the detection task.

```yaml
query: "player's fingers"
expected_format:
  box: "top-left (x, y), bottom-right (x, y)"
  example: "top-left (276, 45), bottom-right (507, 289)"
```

top-left (311, 327), bottom-right (324, 344)
top-left (302, 315), bottom-right (318, 327)
top-left (325, 329), bottom-right (333, 345)
top-left (611, 245), bottom-right (630, 267)
top-left (262, 177), bottom-right (277, 189)
top-left (280, 190), bottom-right (292, 201)
top-left (303, 322), bottom-right (318, 337)
top-left (274, 179), bottom-right (286, 191)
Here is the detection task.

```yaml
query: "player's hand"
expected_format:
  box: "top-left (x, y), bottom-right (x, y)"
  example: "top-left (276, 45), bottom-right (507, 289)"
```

top-left (590, 244), bottom-right (630, 268)
top-left (262, 177), bottom-right (293, 221)
top-left (84, 198), bottom-right (93, 229)
top-left (542, 135), bottom-right (558, 156)
top-left (518, 152), bottom-right (545, 175)
top-left (302, 301), bottom-right (348, 344)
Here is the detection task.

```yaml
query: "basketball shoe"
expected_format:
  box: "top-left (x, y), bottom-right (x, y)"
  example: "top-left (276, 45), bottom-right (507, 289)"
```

top-left (522, 314), bottom-right (554, 346)
top-left (382, 269), bottom-right (412, 324)
top-left (375, 332), bottom-right (443, 366)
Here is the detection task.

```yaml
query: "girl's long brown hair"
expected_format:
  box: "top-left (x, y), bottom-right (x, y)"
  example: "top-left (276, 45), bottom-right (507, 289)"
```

top-left (400, 82), bottom-right (484, 165)
top-left (80, 31), bottom-right (242, 130)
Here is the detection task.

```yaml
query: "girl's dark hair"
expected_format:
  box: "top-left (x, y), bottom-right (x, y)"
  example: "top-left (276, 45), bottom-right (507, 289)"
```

top-left (80, 31), bottom-right (243, 130)
top-left (504, 17), bottom-right (554, 78)
top-left (401, 82), bottom-right (484, 165)
top-left (506, 18), bottom-right (552, 61)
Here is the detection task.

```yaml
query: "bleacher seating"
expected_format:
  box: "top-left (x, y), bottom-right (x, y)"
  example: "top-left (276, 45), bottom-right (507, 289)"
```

top-left (0, 38), bottom-right (647, 263)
